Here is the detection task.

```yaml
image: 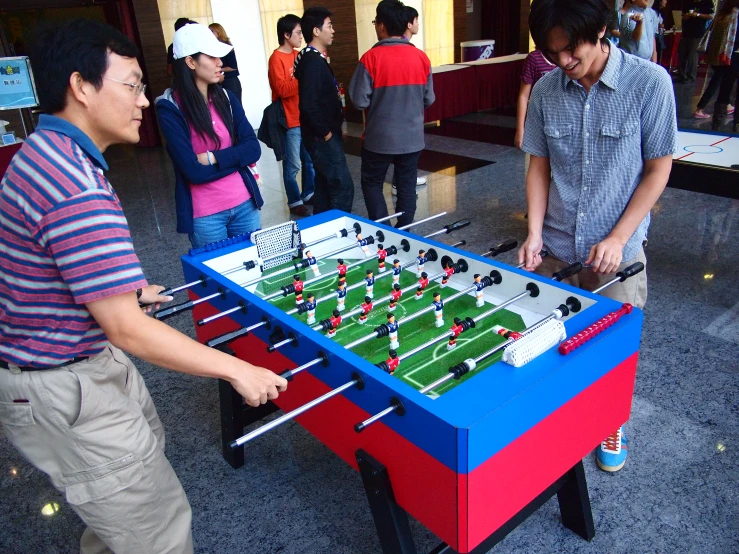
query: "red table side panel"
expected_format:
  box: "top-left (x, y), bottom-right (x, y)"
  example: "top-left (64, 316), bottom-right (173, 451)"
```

top-left (191, 299), bottom-right (463, 549)
top-left (424, 66), bottom-right (478, 122)
top-left (464, 352), bottom-right (639, 552)
top-left (473, 59), bottom-right (526, 113)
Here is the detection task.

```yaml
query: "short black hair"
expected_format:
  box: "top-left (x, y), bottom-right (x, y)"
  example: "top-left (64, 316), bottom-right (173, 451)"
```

top-left (529, 0), bottom-right (611, 53)
top-left (301, 6), bottom-right (332, 44)
top-left (405, 5), bottom-right (419, 25)
top-left (277, 14), bottom-right (302, 45)
top-left (174, 18), bottom-right (194, 31)
top-left (29, 19), bottom-right (139, 114)
top-left (364, 296), bottom-right (372, 303)
top-left (376, 0), bottom-right (407, 37)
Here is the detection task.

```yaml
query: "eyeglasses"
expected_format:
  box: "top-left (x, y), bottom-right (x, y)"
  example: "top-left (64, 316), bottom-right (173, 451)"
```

top-left (371, 19), bottom-right (377, 25)
top-left (104, 76), bottom-right (147, 98)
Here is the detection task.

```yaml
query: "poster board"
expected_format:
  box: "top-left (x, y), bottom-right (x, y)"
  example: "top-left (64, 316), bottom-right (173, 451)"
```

top-left (0, 56), bottom-right (39, 110)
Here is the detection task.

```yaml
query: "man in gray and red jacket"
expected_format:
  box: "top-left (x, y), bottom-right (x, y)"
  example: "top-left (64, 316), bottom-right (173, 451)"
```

top-left (348, 0), bottom-right (434, 228)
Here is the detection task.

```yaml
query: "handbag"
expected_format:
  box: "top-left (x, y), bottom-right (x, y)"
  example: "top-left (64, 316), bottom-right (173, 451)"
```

top-left (697, 19), bottom-right (714, 53)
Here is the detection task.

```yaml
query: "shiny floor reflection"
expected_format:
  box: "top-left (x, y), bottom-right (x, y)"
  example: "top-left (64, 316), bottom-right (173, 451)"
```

top-left (0, 119), bottom-right (737, 553)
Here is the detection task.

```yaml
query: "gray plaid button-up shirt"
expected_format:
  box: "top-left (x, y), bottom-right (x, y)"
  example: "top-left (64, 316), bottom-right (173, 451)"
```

top-left (522, 44), bottom-right (677, 264)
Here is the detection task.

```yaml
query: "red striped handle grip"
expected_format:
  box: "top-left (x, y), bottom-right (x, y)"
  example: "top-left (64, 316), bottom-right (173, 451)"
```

top-left (558, 303), bottom-right (633, 355)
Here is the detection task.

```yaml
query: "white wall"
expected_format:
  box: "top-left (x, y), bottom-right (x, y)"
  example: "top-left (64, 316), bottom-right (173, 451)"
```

top-left (210, 0), bottom-right (272, 128)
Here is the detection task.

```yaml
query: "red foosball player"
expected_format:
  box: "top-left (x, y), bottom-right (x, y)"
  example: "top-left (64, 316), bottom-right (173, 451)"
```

top-left (388, 283), bottom-right (402, 311)
top-left (327, 309), bottom-right (342, 338)
top-left (415, 271), bottom-right (429, 300)
top-left (385, 349), bottom-right (399, 374)
top-left (493, 325), bottom-right (523, 340)
top-left (293, 275), bottom-right (304, 305)
top-left (358, 296), bottom-right (373, 324)
top-left (448, 317), bottom-right (464, 350)
top-left (337, 258), bottom-right (347, 285)
top-left (440, 263), bottom-right (455, 288)
top-left (377, 244), bottom-right (388, 272)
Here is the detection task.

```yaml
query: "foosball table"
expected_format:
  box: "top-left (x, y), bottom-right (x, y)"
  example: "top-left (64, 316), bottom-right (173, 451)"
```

top-left (156, 210), bottom-right (644, 553)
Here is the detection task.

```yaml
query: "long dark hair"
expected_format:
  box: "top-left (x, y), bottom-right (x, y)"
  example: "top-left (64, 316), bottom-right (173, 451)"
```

top-left (172, 54), bottom-right (235, 149)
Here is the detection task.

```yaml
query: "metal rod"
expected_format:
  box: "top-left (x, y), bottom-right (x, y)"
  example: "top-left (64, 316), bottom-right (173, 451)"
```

top-left (397, 212), bottom-right (447, 231)
top-left (269, 336), bottom-right (294, 351)
top-left (289, 356), bottom-right (324, 376)
top-left (375, 212), bottom-right (403, 223)
top-left (357, 404), bottom-right (397, 429)
top-left (230, 378), bottom-right (360, 447)
top-left (592, 276), bottom-right (621, 294)
top-left (200, 304), bottom-right (242, 326)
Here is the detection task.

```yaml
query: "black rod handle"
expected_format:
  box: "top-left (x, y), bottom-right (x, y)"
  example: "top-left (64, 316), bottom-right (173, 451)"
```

top-left (489, 239), bottom-right (518, 257)
top-left (154, 300), bottom-right (194, 320)
top-left (444, 219), bottom-right (471, 233)
top-left (618, 262), bottom-right (645, 281)
top-left (206, 327), bottom-right (249, 348)
top-left (552, 262), bottom-right (583, 281)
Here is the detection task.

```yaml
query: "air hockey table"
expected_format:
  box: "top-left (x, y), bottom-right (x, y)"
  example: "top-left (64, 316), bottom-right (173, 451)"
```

top-left (670, 129), bottom-right (739, 198)
top-left (171, 211), bottom-right (644, 553)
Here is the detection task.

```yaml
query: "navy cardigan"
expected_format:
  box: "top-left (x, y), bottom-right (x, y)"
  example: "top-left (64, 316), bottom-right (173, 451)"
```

top-left (155, 87), bottom-right (264, 234)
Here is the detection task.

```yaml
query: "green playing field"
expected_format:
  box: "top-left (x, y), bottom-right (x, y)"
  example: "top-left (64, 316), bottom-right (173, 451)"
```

top-left (254, 256), bottom-right (526, 397)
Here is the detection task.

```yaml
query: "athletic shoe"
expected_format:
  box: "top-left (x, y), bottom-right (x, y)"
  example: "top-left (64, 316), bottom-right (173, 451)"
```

top-left (727, 105), bottom-right (735, 115)
top-left (596, 427), bottom-right (628, 472)
top-left (392, 176), bottom-right (428, 189)
top-left (289, 205), bottom-right (310, 216)
top-left (693, 110), bottom-right (710, 119)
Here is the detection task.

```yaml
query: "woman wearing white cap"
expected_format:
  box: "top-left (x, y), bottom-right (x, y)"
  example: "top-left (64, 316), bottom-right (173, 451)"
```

top-left (156, 23), bottom-right (263, 249)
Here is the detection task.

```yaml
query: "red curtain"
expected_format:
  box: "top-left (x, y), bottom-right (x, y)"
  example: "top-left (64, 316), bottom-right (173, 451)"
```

top-left (118, 0), bottom-right (160, 147)
top-left (481, 0), bottom-right (520, 57)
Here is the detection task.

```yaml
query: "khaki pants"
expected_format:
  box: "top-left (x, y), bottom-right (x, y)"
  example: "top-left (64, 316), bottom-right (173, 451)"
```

top-left (0, 346), bottom-right (193, 554)
top-left (536, 247), bottom-right (648, 309)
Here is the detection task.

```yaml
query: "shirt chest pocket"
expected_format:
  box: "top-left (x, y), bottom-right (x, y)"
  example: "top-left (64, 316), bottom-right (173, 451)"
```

top-left (599, 122), bottom-right (640, 169)
top-left (543, 124), bottom-right (574, 159)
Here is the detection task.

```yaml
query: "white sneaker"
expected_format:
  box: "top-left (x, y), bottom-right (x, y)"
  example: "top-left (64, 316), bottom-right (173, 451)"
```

top-left (416, 176), bottom-right (427, 186)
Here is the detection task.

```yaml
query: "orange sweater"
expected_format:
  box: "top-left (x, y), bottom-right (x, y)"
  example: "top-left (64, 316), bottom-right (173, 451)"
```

top-left (268, 49), bottom-right (301, 129)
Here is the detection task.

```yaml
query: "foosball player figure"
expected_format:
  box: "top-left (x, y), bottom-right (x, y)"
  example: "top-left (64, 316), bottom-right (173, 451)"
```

top-left (293, 275), bottom-right (304, 306)
top-left (493, 325), bottom-right (523, 340)
top-left (391, 259), bottom-right (402, 286)
top-left (376, 349), bottom-right (400, 375)
top-left (358, 296), bottom-right (373, 324)
top-left (386, 313), bottom-right (400, 349)
top-left (432, 292), bottom-right (444, 327)
top-left (440, 262), bottom-right (455, 288)
top-left (415, 271), bottom-right (429, 300)
top-left (357, 233), bottom-right (371, 257)
top-left (473, 274), bottom-right (485, 307)
top-left (305, 293), bottom-right (317, 325)
top-left (388, 283), bottom-right (402, 311)
top-left (337, 258), bottom-right (347, 285)
top-left (304, 250), bottom-right (320, 277)
top-left (336, 281), bottom-right (347, 311)
top-left (377, 244), bottom-right (388, 272)
top-left (448, 317), bottom-right (464, 350)
top-left (365, 270), bottom-right (375, 299)
top-left (326, 309), bottom-right (342, 338)
top-left (416, 249), bottom-right (427, 277)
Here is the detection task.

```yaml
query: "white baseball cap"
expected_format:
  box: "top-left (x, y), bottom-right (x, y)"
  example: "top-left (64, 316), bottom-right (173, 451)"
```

top-left (173, 23), bottom-right (233, 60)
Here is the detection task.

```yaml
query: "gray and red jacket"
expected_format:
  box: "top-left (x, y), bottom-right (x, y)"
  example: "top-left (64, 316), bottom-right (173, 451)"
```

top-left (348, 38), bottom-right (435, 155)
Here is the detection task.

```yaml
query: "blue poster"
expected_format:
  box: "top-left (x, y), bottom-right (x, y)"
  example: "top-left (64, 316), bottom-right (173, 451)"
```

top-left (0, 56), bottom-right (38, 110)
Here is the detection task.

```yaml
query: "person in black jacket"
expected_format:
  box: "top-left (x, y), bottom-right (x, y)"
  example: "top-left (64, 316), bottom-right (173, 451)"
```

top-left (294, 7), bottom-right (354, 214)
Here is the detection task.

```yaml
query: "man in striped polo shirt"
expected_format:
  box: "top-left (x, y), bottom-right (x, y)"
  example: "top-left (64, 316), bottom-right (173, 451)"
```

top-left (517, 0), bottom-right (677, 474)
top-left (0, 20), bottom-right (286, 553)
top-left (348, 0), bottom-right (435, 228)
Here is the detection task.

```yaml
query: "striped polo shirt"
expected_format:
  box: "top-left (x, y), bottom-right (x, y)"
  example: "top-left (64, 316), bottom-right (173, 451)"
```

top-left (0, 115), bottom-right (147, 368)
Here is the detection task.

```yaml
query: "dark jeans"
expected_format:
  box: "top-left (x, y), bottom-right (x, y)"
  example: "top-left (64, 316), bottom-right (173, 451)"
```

top-left (678, 37), bottom-right (700, 80)
top-left (361, 148), bottom-right (422, 228)
top-left (303, 134), bottom-right (354, 214)
top-left (697, 65), bottom-right (735, 109)
top-left (221, 77), bottom-right (242, 103)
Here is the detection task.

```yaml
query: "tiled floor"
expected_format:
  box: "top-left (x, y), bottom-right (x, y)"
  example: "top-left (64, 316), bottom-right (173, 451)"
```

top-left (1, 109), bottom-right (737, 553)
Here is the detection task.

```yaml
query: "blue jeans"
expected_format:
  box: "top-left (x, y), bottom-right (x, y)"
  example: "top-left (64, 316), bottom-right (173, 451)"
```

top-left (189, 200), bottom-right (260, 249)
top-left (302, 133), bottom-right (354, 214)
top-left (283, 127), bottom-right (315, 207)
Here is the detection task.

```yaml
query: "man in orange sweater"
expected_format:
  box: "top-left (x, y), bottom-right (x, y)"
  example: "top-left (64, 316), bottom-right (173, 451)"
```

top-left (268, 14), bottom-right (315, 216)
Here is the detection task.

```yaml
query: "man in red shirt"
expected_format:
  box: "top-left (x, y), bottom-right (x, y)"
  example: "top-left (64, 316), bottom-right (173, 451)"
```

top-left (268, 14), bottom-right (315, 216)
